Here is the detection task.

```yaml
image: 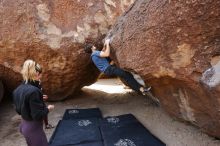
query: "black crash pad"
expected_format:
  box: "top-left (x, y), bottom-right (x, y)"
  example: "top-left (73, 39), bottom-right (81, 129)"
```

top-left (49, 118), bottom-right (102, 146)
top-left (101, 116), bottom-right (165, 146)
top-left (49, 141), bottom-right (104, 146)
top-left (62, 108), bottom-right (102, 120)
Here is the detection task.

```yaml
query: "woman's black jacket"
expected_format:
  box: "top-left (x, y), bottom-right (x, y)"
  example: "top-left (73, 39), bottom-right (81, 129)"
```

top-left (13, 81), bottom-right (49, 121)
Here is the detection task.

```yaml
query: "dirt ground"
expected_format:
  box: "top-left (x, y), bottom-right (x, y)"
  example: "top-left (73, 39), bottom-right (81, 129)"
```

top-left (0, 79), bottom-right (220, 146)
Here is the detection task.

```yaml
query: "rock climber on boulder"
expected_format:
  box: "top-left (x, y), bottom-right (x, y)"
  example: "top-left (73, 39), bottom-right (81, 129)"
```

top-left (84, 39), bottom-right (159, 105)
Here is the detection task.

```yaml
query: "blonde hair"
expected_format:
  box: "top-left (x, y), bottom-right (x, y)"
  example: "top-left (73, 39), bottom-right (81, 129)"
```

top-left (21, 59), bottom-right (42, 84)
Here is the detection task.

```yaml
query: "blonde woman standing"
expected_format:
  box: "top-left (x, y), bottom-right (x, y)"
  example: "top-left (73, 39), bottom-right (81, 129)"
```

top-left (13, 59), bottom-right (54, 146)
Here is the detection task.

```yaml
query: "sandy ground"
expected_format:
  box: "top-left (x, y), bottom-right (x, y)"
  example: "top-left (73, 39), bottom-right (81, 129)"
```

top-left (0, 79), bottom-right (220, 146)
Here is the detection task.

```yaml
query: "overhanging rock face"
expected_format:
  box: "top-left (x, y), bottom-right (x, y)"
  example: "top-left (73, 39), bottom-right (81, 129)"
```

top-left (0, 0), bottom-right (134, 100)
top-left (108, 0), bottom-right (220, 138)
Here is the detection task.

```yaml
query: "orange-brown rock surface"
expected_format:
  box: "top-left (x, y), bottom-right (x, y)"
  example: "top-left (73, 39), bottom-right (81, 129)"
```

top-left (108, 0), bottom-right (220, 138)
top-left (0, 0), bottom-right (134, 100)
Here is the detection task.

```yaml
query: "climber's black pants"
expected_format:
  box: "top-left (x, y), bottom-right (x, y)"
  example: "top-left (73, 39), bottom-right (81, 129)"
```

top-left (104, 65), bottom-right (142, 92)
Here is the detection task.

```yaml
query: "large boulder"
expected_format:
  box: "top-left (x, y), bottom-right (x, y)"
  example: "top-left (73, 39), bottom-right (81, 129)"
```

top-left (108, 0), bottom-right (220, 138)
top-left (0, 0), bottom-right (134, 100)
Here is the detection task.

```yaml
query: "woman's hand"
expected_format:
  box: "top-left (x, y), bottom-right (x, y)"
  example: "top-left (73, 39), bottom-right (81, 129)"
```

top-left (47, 105), bottom-right (55, 112)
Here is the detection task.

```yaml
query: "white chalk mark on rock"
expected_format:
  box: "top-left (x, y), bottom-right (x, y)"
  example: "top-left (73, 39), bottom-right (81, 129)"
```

top-left (177, 88), bottom-right (196, 122)
top-left (201, 60), bottom-right (220, 88)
